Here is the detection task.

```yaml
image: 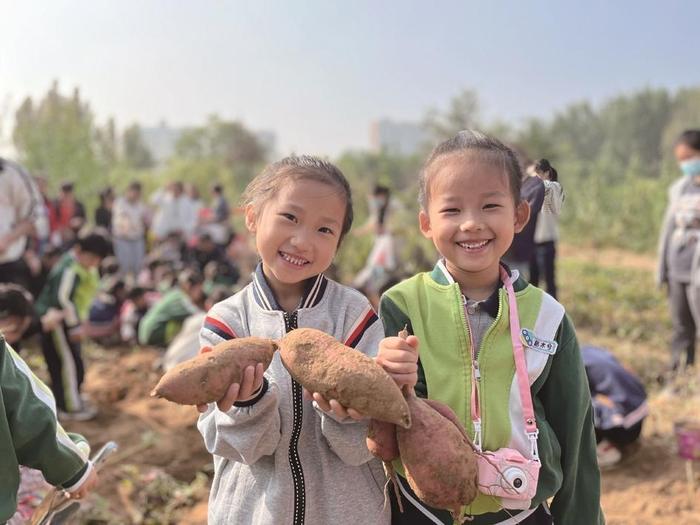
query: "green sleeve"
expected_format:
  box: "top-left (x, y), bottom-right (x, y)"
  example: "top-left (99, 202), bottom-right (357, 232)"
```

top-left (540, 315), bottom-right (605, 524)
top-left (1, 341), bottom-right (89, 488)
top-left (378, 293), bottom-right (428, 398)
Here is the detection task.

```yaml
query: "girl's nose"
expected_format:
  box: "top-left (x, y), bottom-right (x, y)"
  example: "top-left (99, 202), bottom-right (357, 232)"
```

top-left (459, 214), bottom-right (483, 231)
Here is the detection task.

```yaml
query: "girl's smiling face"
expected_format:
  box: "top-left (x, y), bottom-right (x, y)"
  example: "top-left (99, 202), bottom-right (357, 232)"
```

top-left (246, 177), bottom-right (346, 301)
top-left (419, 153), bottom-right (530, 289)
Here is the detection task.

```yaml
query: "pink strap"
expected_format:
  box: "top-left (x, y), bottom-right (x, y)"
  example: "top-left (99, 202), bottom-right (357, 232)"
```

top-left (500, 267), bottom-right (538, 435)
top-left (466, 267), bottom-right (539, 445)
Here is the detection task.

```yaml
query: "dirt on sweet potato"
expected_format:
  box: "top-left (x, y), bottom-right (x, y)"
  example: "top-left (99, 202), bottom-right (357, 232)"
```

top-left (279, 328), bottom-right (411, 428)
top-left (151, 337), bottom-right (277, 405)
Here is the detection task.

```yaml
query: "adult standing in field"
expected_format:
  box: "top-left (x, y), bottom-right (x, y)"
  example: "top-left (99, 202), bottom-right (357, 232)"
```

top-left (657, 129), bottom-right (700, 375)
top-left (150, 181), bottom-right (190, 242)
top-left (52, 182), bottom-right (86, 248)
top-left (0, 158), bottom-right (49, 289)
top-left (112, 181), bottom-right (149, 281)
top-left (529, 160), bottom-right (565, 298)
top-left (503, 164), bottom-right (545, 281)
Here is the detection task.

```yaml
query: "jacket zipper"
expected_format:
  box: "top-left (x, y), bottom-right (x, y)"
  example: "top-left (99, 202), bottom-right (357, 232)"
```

top-left (284, 310), bottom-right (305, 525)
top-left (461, 288), bottom-right (503, 446)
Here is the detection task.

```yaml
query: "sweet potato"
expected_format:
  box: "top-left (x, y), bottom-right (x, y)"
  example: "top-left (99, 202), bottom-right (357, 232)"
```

top-left (279, 328), bottom-right (411, 428)
top-left (367, 419), bottom-right (399, 461)
top-left (397, 392), bottom-right (478, 519)
top-left (151, 337), bottom-right (278, 405)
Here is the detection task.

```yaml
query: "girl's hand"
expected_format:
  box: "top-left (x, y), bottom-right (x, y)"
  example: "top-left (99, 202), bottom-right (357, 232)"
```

top-left (196, 347), bottom-right (266, 413)
top-left (67, 467), bottom-right (98, 500)
top-left (303, 388), bottom-right (366, 421)
top-left (375, 335), bottom-right (419, 389)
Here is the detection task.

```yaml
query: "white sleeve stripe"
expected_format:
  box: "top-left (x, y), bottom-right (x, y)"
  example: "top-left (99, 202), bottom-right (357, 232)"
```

top-left (63, 461), bottom-right (94, 492)
top-left (6, 345), bottom-right (87, 460)
top-left (57, 268), bottom-right (79, 326)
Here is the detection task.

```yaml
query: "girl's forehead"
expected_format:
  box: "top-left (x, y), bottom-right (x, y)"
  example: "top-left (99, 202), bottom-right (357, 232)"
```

top-left (429, 154), bottom-right (511, 194)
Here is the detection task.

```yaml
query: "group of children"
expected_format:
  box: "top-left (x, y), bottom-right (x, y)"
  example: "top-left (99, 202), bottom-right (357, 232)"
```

top-left (194, 133), bottom-right (605, 524)
top-left (2, 128), bottom-right (632, 523)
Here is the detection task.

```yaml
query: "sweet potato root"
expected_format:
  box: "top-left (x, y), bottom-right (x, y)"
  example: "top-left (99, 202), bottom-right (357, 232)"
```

top-left (397, 392), bottom-right (478, 518)
top-left (151, 337), bottom-right (278, 405)
top-left (279, 328), bottom-right (411, 428)
top-left (367, 419), bottom-right (399, 461)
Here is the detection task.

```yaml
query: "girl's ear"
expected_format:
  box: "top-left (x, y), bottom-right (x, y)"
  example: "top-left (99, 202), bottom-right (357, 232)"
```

top-left (419, 209), bottom-right (433, 239)
top-left (244, 204), bottom-right (257, 233)
top-left (514, 200), bottom-right (531, 234)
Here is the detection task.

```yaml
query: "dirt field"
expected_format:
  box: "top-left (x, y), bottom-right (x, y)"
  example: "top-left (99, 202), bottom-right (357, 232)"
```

top-left (49, 245), bottom-right (699, 524)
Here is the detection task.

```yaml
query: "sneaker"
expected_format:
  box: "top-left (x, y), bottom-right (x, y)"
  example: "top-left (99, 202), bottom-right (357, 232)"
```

top-left (596, 439), bottom-right (622, 469)
top-left (58, 399), bottom-right (98, 422)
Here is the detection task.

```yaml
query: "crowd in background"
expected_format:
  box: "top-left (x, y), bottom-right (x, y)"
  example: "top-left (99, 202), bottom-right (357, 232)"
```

top-left (0, 157), bottom-right (257, 421)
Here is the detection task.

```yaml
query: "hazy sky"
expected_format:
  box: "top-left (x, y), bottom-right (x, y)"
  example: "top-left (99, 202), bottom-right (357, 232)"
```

top-left (2, 0), bottom-right (699, 157)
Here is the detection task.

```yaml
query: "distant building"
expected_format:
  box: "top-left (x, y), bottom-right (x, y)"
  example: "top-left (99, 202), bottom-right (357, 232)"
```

top-left (369, 119), bottom-right (429, 156)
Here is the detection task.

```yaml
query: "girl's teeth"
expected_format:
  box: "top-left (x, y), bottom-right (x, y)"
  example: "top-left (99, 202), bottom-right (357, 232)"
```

top-left (459, 240), bottom-right (489, 250)
top-left (281, 252), bottom-right (307, 266)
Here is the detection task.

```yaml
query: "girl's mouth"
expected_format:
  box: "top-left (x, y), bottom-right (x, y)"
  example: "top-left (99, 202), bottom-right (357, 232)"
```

top-left (279, 251), bottom-right (310, 267)
top-left (456, 239), bottom-right (491, 251)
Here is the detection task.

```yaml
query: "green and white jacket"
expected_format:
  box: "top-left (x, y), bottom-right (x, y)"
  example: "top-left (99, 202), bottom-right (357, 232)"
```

top-left (0, 338), bottom-right (92, 523)
top-left (380, 262), bottom-right (604, 525)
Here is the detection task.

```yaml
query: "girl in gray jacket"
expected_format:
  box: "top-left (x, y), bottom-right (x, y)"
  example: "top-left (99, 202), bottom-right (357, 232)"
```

top-left (197, 156), bottom-right (390, 525)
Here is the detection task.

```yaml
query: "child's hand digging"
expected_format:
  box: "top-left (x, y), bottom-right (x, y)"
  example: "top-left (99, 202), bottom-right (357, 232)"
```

top-left (196, 346), bottom-right (266, 413)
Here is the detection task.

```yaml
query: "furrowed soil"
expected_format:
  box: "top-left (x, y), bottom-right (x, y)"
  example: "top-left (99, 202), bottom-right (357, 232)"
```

top-left (43, 245), bottom-right (698, 524)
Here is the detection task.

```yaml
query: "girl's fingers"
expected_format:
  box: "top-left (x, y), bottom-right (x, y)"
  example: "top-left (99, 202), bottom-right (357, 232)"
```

top-left (328, 399), bottom-right (349, 420)
top-left (312, 392), bottom-right (332, 413)
top-left (346, 407), bottom-right (366, 420)
top-left (218, 382), bottom-right (241, 412)
top-left (379, 360), bottom-right (418, 374)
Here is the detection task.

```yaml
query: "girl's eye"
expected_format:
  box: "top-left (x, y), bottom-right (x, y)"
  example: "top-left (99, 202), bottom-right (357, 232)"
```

top-left (440, 208), bottom-right (460, 214)
top-left (318, 227), bottom-right (334, 235)
top-left (484, 204), bottom-right (501, 210)
top-left (280, 213), bottom-right (297, 222)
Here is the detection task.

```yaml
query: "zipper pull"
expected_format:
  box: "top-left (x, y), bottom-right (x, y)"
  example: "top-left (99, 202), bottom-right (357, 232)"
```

top-left (473, 360), bottom-right (481, 380)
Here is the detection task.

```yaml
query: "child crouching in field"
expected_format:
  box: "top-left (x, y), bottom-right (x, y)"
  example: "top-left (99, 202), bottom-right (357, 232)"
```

top-left (196, 156), bottom-right (389, 524)
top-left (377, 131), bottom-right (604, 524)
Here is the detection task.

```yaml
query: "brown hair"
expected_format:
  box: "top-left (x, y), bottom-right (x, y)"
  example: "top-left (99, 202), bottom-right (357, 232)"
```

top-left (242, 155), bottom-right (354, 239)
top-left (419, 130), bottom-right (523, 210)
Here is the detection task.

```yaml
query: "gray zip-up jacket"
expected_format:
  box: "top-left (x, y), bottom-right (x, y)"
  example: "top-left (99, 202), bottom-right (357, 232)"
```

top-left (197, 265), bottom-right (390, 525)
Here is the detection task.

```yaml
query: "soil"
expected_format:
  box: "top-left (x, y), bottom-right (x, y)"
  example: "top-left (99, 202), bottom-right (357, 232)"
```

top-left (52, 245), bottom-right (698, 524)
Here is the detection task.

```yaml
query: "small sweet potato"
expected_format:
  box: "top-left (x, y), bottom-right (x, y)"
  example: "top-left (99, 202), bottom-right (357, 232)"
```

top-left (151, 337), bottom-right (278, 405)
top-left (279, 328), bottom-right (411, 428)
top-left (367, 419), bottom-right (399, 461)
top-left (397, 392), bottom-right (478, 518)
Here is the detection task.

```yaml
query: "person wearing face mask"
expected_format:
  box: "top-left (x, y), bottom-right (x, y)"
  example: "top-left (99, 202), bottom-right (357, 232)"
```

top-left (657, 129), bottom-right (700, 378)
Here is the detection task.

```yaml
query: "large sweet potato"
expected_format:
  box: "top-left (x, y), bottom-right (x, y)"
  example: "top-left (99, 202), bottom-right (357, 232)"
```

top-left (279, 328), bottom-right (411, 428)
top-left (397, 392), bottom-right (478, 519)
top-left (367, 419), bottom-right (399, 461)
top-left (151, 337), bottom-right (277, 405)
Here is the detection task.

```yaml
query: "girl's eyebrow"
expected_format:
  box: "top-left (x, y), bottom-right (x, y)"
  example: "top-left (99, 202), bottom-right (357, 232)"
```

top-left (481, 191), bottom-right (509, 198)
top-left (320, 215), bottom-right (341, 227)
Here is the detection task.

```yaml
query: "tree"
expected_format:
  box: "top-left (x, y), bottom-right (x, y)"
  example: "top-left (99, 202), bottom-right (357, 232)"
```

top-left (122, 124), bottom-right (154, 169)
top-left (174, 115), bottom-right (266, 169)
top-left (12, 82), bottom-right (101, 194)
top-left (424, 89), bottom-right (481, 141)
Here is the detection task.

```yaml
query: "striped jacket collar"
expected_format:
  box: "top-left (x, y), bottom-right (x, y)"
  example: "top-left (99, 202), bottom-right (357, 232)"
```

top-left (430, 259), bottom-right (523, 318)
top-left (251, 263), bottom-right (328, 311)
